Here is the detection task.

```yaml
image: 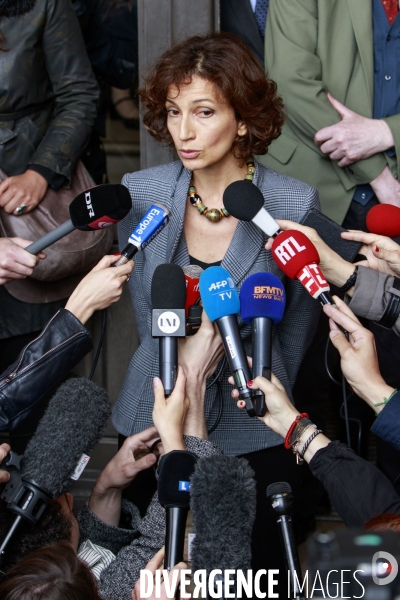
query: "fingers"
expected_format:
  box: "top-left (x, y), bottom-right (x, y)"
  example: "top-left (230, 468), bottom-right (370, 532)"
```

top-left (326, 93), bottom-right (351, 118)
top-left (145, 548), bottom-right (165, 576)
top-left (0, 444), bottom-right (11, 484)
top-left (323, 296), bottom-right (362, 332)
top-left (91, 254), bottom-right (134, 275)
top-left (341, 230), bottom-right (399, 250)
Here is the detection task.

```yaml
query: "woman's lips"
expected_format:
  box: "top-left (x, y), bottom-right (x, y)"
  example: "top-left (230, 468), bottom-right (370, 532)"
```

top-left (179, 150), bottom-right (201, 159)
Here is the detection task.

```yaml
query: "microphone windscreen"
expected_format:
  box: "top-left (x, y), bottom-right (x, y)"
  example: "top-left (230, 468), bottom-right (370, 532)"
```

top-left (191, 455), bottom-right (256, 571)
top-left (366, 204), bottom-right (400, 237)
top-left (22, 378), bottom-right (111, 498)
top-left (158, 451), bottom-right (197, 508)
top-left (70, 184), bottom-right (132, 231)
top-left (240, 272), bottom-right (286, 325)
top-left (271, 230), bottom-right (320, 279)
top-left (223, 180), bottom-right (264, 221)
top-left (151, 264), bottom-right (186, 309)
top-left (199, 266), bottom-right (239, 322)
top-left (267, 481), bottom-right (292, 498)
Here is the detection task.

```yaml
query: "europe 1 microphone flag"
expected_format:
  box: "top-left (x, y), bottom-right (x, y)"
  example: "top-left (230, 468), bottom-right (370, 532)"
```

top-left (271, 230), bottom-right (333, 305)
top-left (114, 203), bottom-right (171, 266)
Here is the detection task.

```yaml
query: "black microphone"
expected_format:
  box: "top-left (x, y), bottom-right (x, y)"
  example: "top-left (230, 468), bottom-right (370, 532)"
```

top-left (26, 184), bottom-right (132, 255)
top-left (199, 266), bottom-right (257, 418)
top-left (151, 264), bottom-right (186, 397)
top-left (158, 451), bottom-right (197, 574)
top-left (191, 455), bottom-right (256, 599)
top-left (223, 180), bottom-right (281, 237)
top-left (0, 378), bottom-right (111, 563)
top-left (267, 482), bottom-right (305, 600)
top-left (240, 273), bottom-right (286, 416)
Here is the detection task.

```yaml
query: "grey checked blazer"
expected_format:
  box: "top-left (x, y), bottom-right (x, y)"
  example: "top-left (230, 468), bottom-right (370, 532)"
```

top-left (114, 160), bottom-right (321, 455)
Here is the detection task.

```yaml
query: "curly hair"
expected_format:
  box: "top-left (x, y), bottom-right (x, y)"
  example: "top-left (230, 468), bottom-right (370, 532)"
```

top-left (0, 541), bottom-right (101, 600)
top-left (139, 32), bottom-right (285, 162)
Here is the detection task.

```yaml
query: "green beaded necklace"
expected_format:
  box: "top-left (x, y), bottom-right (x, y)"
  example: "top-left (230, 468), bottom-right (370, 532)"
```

top-left (188, 159), bottom-right (255, 223)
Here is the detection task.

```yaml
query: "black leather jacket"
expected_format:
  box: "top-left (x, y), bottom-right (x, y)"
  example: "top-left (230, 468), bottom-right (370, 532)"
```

top-left (0, 0), bottom-right (99, 187)
top-left (0, 309), bottom-right (92, 432)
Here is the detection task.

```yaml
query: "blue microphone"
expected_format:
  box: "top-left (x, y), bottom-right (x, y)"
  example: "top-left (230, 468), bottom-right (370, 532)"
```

top-left (114, 203), bottom-right (171, 265)
top-left (200, 267), bottom-right (256, 418)
top-left (241, 273), bottom-right (286, 416)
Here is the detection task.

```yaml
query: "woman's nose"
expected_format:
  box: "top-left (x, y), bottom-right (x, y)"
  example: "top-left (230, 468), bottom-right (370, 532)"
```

top-left (179, 115), bottom-right (195, 141)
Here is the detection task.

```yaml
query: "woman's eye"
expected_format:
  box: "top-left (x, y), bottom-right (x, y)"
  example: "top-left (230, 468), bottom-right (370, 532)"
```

top-left (166, 108), bottom-right (179, 116)
top-left (199, 109), bottom-right (214, 117)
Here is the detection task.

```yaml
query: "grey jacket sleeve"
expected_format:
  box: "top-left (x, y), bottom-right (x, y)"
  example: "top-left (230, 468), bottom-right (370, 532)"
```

top-left (30, 0), bottom-right (99, 183)
top-left (348, 267), bottom-right (400, 336)
top-left (98, 436), bottom-right (223, 600)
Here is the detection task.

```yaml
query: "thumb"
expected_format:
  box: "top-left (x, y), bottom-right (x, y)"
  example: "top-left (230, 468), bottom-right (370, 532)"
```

top-left (327, 93), bottom-right (352, 119)
top-left (132, 452), bottom-right (157, 474)
top-left (328, 322), bottom-right (351, 357)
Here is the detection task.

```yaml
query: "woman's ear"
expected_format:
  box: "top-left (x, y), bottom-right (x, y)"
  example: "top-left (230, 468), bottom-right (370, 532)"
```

top-left (237, 121), bottom-right (247, 137)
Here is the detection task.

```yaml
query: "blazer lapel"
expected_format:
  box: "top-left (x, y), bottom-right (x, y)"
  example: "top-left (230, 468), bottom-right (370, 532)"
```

top-left (165, 166), bottom-right (191, 264)
top-left (347, 0), bottom-right (374, 102)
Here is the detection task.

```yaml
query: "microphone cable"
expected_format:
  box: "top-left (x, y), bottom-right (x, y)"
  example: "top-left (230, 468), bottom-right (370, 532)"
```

top-left (206, 357), bottom-right (226, 435)
top-left (89, 309), bottom-right (107, 381)
top-left (324, 336), bottom-right (361, 454)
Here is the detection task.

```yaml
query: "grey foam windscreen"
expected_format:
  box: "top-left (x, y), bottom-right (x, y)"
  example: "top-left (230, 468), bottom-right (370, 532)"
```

top-left (22, 378), bottom-right (111, 498)
top-left (190, 455), bottom-right (256, 572)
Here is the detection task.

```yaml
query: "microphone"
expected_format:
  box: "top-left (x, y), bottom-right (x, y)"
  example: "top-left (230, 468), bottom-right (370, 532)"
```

top-left (26, 184), bottom-right (132, 255)
top-left (223, 180), bottom-right (280, 237)
top-left (240, 273), bottom-right (286, 416)
top-left (183, 264), bottom-right (203, 336)
top-left (366, 204), bottom-right (400, 237)
top-left (0, 378), bottom-right (111, 563)
top-left (158, 451), bottom-right (197, 574)
top-left (114, 203), bottom-right (171, 266)
top-left (271, 230), bottom-right (333, 305)
top-left (199, 266), bottom-right (257, 417)
top-left (267, 482), bottom-right (305, 600)
top-left (151, 264), bottom-right (186, 397)
top-left (191, 455), bottom-right (256, 599)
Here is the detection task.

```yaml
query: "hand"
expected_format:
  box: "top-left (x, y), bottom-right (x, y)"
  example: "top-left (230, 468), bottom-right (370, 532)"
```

top-left (323, 297), bottom-right (395, 412)
top-left (0, 170), bottom-right (48, 214)
top-left (341, 230), bottom-right (400, 277)
top-left (89, 426), bottom-right (159, 526)
top-left (65, 255), bottom-right (134, 324)
top-left (132, 548), bottom-right (188, 600)
top-left (178, 311), bottom-right (224, 439)
top-left (370, 166), bottom-right (400, 208)
top-left (0, 237), bottom-right (46, 284)
top-left (314, 94), bottom-right (394, 167)
top-left (0, 443), bottom-right (11, 484)
top-left (231, 372), bottom-right (299, 439)
top-left (265, 220), bottom-right (355, 290)
top-left (152, 367), bottom-right (189, 454)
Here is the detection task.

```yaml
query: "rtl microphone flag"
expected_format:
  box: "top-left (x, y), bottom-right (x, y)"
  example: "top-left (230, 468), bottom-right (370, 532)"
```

top-left (271, 230), bottom-right (332, 303)
top-left (200, 266), bottom-right (256, 417)
top-left (240, 273), bottom-right (286, 416)
top-left (26, 184), bottom-right (132, 255)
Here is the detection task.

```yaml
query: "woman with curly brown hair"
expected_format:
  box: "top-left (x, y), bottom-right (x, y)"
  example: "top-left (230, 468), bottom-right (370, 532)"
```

top-left (116, 32), bottom-right (320, 593)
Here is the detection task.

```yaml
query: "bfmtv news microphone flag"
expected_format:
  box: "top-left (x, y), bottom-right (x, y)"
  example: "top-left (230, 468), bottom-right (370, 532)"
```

top-left (114, 203), bottom-right (171, 266)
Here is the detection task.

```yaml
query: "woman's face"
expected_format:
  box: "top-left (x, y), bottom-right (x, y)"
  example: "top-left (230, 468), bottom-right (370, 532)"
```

top-left (165, 75), bottom-right (246, 173)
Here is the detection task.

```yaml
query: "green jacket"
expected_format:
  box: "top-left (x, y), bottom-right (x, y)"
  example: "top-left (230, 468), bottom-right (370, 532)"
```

top-left (259, 0), bottom-right (400, 224)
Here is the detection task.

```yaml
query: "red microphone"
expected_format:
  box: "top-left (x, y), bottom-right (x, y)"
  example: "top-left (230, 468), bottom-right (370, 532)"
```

top-left (366, 204), bottom-right (400, 238)
top-left (271, 230), bottom-right (334, 305)
top-left (182, 265), bottom-right (203, 335)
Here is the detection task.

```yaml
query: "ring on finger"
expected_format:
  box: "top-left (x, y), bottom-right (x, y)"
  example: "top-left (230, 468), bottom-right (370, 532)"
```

top-left (14, 204), bottom-right (27, 216)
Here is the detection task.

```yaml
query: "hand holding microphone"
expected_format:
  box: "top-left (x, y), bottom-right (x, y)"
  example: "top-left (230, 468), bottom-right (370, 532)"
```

top-left (0, 238), bottom-right (46, 285)
top-left (65, 254), bottom-right (134, 324)
top-left (152, 367), bottom-right (189, 455)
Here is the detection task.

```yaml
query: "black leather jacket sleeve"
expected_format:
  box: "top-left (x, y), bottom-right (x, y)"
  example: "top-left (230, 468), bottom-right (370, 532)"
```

top-left (0, 309), bottom-right (92, 432)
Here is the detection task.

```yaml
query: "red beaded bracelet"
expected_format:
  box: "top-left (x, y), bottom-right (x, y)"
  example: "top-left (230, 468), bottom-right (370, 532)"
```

top-left (284, 413), bottom-right (309, 449)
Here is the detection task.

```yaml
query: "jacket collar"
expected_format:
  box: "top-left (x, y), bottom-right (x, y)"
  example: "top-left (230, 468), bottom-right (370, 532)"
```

top-left (347, 0), bottom-right (374, 102)
top-left (165, 160), bottom-right (265, 286)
